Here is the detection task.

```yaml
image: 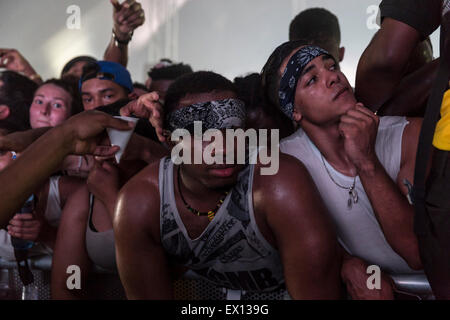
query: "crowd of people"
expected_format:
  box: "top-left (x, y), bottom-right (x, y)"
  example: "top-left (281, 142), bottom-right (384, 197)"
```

top-left (0, 0), bottom-right (449, 300)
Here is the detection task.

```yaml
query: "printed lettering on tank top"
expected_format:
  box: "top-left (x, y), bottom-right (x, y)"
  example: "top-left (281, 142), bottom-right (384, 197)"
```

top-left (160, 158), bottom-right (283, 291)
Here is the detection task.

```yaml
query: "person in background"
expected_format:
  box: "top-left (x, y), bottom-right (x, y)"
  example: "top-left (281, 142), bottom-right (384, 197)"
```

top-left (79, 60), bottom-right (134, 111)
top-left (289, 8), bottom-right (345, 64)
top-left (0, 71), bottom-right (38, 131)
top-left (61, 56), bottom-right (98, 81)
top-left (132, 82), bottom-right (149, 97)
top-left (145, 59), bottom-right (193, 103)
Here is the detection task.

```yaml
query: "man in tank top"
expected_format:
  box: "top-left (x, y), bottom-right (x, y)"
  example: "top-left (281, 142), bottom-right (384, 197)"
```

top-left (114, 71), bottom-right (342, 299)
top-left (261, 41), bottom-right (425, 299)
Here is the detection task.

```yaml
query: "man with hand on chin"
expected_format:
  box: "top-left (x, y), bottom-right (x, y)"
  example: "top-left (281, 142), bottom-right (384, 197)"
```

top-left (262, 41), bottom-right (425, 299)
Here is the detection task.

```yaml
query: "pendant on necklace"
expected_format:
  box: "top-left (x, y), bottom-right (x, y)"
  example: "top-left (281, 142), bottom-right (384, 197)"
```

top-left (347, 188), bottom-right (359, 210)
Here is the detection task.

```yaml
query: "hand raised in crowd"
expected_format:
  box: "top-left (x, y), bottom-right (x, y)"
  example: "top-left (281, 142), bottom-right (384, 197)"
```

top-left (111, 0), bottom-right (145, 40)
top-left (338, 103), bottom-right (380, 173)
top-left (0, 48), bottom-right (41, 83)
top-left (62, 110), bottom-right (136, 156)
top-left (341, 255), bottom-right (395, 300)
top-left (120, 91), bottom-right (166, 142)
top-left (7, 213), bottom-right (42, 242)
top-left (87, 159), bottom-right (120, 214)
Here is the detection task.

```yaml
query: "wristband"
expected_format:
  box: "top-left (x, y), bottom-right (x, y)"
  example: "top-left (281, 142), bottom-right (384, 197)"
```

top-left (112, 29), bottom-right (133, 45)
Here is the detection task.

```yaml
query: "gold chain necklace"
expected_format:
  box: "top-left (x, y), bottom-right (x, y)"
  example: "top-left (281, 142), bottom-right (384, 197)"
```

top-left (177, 166), bottom-right (229, 221)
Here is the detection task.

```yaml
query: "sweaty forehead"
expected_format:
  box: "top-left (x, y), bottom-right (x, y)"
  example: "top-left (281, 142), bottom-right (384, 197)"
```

top-left (177, 90), bottom-right (237, 109)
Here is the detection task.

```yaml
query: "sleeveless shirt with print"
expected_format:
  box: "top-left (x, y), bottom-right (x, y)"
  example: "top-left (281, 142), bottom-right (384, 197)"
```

top-left (159, 157), bottom-right (284, 292)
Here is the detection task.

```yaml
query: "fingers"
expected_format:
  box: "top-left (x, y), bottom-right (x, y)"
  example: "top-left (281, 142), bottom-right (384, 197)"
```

top-left (117, 1), bottom-right (142, 24)
top-left (120, 92), bottom-right (159, 118)
top-left (7, 214), bottom-right (40, 240)
top-left (101, 159), bottom-right (116, 171)
top-left (0, 52), bottom-right (13, 68)
top-left (10, 213), bottom-right (34, 221)
top-left (341, 105), bottom-right (379, 126)
top-left (122, 8), bottom-right (144, 26)
top-left (8, 219), bottom-right (39, 228)
top-left (7, 225), bottom-right (40, 240)
top-left (93, 145), bottom-right (121, 158)
top-left (156, 128), bottom-right (167, 143)
top-left (92, 158), bottom-right (115, 173)
top-left (119, 100), bottom-right (138, 117)
top-left (102, 113), bottom-right (136, 131)
top-left (110, 0), bottom-right (122, 12)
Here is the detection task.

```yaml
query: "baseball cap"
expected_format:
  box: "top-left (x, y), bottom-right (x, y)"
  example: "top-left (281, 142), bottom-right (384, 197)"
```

top-left (79, 60), bottom-right (134, 93)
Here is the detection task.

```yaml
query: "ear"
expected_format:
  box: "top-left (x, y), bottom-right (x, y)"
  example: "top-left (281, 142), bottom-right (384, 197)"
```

top-left (338, 47), bottom-right (345, 62)
top-left (0, 105), bottom-right (10, 120)
top-left (292, 108), bottom-right (302, 123)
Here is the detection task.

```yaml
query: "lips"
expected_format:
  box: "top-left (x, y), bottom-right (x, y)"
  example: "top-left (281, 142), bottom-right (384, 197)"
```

top-left (208, 165), bottom-right (238, 178)
top-left (333, 87), bottom-right (349, 101)
top-left (36, 120), bottom-right (51, 126)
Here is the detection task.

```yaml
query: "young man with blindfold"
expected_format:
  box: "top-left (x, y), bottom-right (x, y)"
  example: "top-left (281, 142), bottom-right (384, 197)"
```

top-left (114, 71), bottom-right (342, 299)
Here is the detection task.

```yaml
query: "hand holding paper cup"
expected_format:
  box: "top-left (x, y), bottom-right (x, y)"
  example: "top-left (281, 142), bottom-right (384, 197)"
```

top-left (106, 116), bottom-right (138, 163)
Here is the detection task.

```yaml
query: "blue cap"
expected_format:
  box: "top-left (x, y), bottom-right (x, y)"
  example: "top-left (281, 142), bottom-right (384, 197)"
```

top-left (79, 60), bottom-right (134, 93)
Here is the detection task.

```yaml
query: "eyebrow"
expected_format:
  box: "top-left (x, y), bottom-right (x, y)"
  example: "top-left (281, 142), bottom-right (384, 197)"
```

top-left (35, 94), bottom-right (66, 101)
top-left (81, 88), bottom-right (116, 96)
top-left (301, 55), bottom-right (335, 77)
top-left (301, 64), bottom-right (316, 77)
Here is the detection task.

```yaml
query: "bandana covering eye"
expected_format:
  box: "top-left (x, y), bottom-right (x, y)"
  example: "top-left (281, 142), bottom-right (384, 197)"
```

top-left (166, 98), bottom-right (246, 132)
top-left (278, 45), bottom-right (333, 119)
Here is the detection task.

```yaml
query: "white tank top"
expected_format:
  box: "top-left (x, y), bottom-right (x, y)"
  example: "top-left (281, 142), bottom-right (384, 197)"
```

top-left (281, 116), bottom-right (420, 275)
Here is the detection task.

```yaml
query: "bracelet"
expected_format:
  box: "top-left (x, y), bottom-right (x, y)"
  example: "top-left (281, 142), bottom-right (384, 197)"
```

top-left (112, 29), bottom-right (133, 45)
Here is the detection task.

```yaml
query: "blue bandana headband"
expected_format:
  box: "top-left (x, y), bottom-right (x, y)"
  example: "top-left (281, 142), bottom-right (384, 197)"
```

top-left (278, 45), bottom-right (333, 119)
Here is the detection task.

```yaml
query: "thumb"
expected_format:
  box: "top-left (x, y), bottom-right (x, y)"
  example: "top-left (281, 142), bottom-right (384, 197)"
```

top-left (119, 100), bottom-right (136, 117)
top-left (103, 115), bottom-right (135, 131)
top-left (101, 160), bottom-right (115, 172)
top-left (110, 0), bottom-right (122, 12)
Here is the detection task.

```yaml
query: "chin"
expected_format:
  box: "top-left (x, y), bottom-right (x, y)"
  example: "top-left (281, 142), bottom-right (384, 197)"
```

top-left (205, 175), bottom-right (239, 190)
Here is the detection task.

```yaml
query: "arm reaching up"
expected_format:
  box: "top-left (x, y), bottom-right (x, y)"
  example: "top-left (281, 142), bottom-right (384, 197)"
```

top-left (103, 0), bottom-right (145, 67)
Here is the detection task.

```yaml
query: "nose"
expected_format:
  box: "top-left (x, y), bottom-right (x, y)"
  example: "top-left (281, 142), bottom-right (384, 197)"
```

top-left (41, 102), bottom-right (51, 115)
top-left (325, 69), bottom-right (340, 88)
top-left (86, 96), bottom-right (101, 110)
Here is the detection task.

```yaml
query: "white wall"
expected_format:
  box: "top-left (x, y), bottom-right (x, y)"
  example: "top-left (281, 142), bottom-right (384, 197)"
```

top-left (0, 0), bottom-right (440, 86)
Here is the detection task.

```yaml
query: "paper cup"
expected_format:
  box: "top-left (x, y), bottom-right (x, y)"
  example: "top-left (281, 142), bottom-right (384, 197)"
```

top-left (106, 116), bottom-right (138, 163)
